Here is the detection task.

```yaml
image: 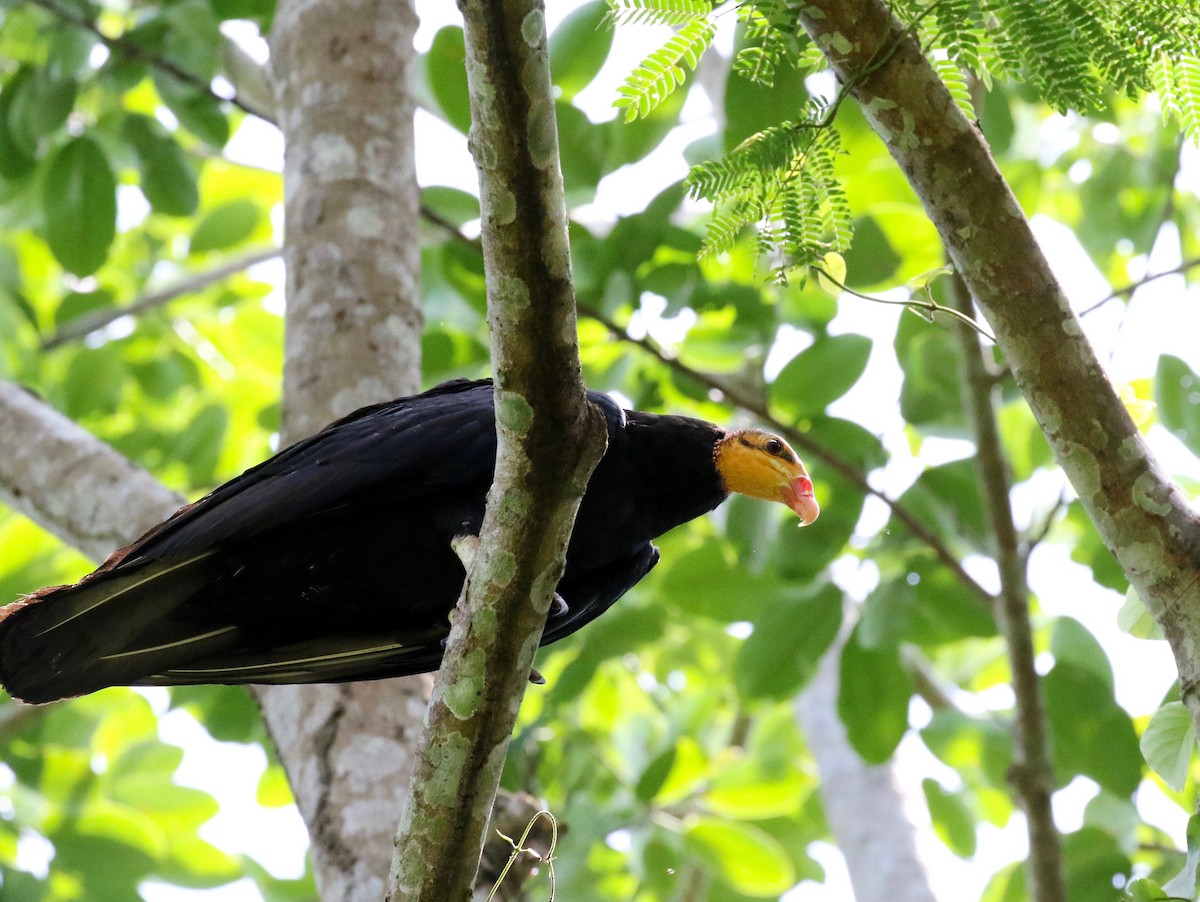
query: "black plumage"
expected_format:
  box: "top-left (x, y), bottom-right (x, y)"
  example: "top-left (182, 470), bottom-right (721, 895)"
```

top-left (0, 378), bottom-right (818, 704)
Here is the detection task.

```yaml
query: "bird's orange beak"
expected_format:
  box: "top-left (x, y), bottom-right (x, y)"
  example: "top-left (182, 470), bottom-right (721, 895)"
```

top-left (783, 474), bottom-right (820, 526)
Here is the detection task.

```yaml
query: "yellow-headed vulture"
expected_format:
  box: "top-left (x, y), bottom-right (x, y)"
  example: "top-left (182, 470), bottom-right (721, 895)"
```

top-left (0, 378), bottom-right (818, 704)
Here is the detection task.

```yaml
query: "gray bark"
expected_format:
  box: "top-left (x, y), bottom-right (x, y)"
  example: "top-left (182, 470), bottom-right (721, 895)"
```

top-left (796, 639), bottom-right (939, 902)
top-left (263, 2), bottom-right (427, 899)
top-left (0, 381), bottom-right (181, 561)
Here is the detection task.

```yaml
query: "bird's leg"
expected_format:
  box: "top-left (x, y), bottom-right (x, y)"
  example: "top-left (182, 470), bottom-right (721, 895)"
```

top-left (528, 669), bottom-right (546, 685)
top-left (451, 534), bottom-right (480, 569)
top-left (549, 593), bottom-right (569, 617)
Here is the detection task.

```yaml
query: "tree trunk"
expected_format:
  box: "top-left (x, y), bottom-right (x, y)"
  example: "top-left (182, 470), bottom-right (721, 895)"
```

top-left (262, 2), bottom-right (426, 899)
top-left (796, 637), bottom-right (939, 902)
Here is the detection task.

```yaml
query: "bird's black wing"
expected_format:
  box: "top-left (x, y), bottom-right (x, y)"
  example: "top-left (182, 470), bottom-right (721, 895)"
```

top-left (0, 379), bottom-right (501, 702)
top-left (118, 378), bottom-right (498, 565)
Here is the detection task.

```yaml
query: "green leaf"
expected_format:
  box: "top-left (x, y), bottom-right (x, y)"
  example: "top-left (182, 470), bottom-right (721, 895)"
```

top-left (54, 289), bottom-right (115, 329)
top-left (1126, 878), bottom-right (1170, 901)
top-left (210, 0), bottom-right (273, 21)
top-left (172, 403), bottom-right (229, 484)
top-left (1117, 585), bottom-right (1165, 640)
top-left (634, 745), bottom-right (676, 803)
top-left (1156, 354), bottom-right (1200, 458)
top-left (1140, 702), bottom-right (1195, 793)
top-left (64, 345), bottom-right (126, 418)
top-left (660, 543), bottom-right (768, 622)
top-left (44, 136), bottom-right (117, 276)
top-left (614, 18), bottom-right (714, 122)
top-left (1044, 659), bottom-right (1143, 796)
top-left (840, 215), bottom-right (901, 287)
top-left (7, 68), bottom-right (76, 147)
top-left (557, 101), bottom-right (608, 196)
top-left (420, 186), bottom-right (479, 228)
top-left (256, 763), bottom-right (294, 807)
top-left (891, 458), bottom-right (988, 549)
top-left (123, 114), bottom-right (199, 216)
top-left (1051, 617), bottom-right (1114, 692)
top-left (170, 686), bottom-right (263, 744)
top-left (703, 758), bottom-right (810, 819)
top-left (838, 625), bottom-right (912, 763)
top-left (0, 70), bottom-right (37, 180)
top-left (550, 2), bottom-right (612, 99)
top-left (425, 27), bottom-right (470, 133)
top-left (1162, 815), bottom-right (1200, 899)
top-left (771, 333), bottom-right (872, 419)
top-left (684, 817), bottom-right (795, 896)
top-left (921, 709), bottom-right (1014, 789)
top-left (1061, 827), bottom-right (1131, 902)
top-left (110, 779), bottom-right (219, 833)
top-left (155, 75), bottom-right (230, 147)
top-left (189, 200), bottom-right (261, 254)
top-left (894, 307), bottom-right (964, 429)
top-left (158, 833), bottom-right (242, 889)
top-left (922, 778), bottom-right (977, 857)
top-left (734, 583), bottom-right (842, 700)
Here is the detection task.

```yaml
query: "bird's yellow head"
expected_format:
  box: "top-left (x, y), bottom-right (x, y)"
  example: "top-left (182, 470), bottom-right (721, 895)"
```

top-left (714, 430), bottom-right (820, 526)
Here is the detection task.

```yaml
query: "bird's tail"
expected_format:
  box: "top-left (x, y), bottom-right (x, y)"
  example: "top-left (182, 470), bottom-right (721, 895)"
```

top-left (0, 553), bottom-right (228, 704)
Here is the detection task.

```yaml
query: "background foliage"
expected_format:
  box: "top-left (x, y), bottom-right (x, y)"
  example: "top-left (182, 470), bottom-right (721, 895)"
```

top-left (0, 0), bottom-right (1199, 899)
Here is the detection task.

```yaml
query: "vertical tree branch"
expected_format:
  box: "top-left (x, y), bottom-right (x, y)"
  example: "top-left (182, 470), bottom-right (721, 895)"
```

top-left (264, 2), bottom-right (427, 900)
top-left (796, 633), bottom-right (939, 902)
top-left (796, 0), bottom-right (1200, 740)
top-left (950, 277), bottom-right (1066, 902)
top-left (273, 0), bottom-right (422, 440)
top-left (387, 1), bottom-right (607, 897)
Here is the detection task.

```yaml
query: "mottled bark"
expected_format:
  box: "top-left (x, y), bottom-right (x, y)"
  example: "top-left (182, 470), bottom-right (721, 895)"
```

top-left (271, 0), bottom-right (422, 440)
top-left (387, 0), bottom-right (606, 898)
top-left (0, 381), bottom-right (181, 560)
top-left (265, 2), bottom-right (427, 900)
top-left (797, 0), bottom-right (1200, 743)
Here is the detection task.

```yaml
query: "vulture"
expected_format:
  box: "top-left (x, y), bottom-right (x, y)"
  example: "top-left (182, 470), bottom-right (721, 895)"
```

top-left (0, 378), bottom-right (818, 703)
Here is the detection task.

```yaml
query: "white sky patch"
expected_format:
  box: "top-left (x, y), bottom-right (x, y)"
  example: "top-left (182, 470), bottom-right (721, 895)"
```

top-left (158, 708), bottom-right (310, 880)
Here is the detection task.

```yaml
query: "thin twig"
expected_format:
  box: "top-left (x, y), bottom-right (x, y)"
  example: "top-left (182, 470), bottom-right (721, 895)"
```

top-left (41, 248), bottom-right (280, 350)
top-left (1077, 255), bottom-right (1200, 318)
top-left (487, 810), bottom-right (558, 902)
top-left (1022, 490), bottom-right (1070, 559)
top-left (811, 263), bottom-right (997, 343)
top-left (949, 272), bottom-right (1066, 902)
top-left (577, 303), bottom-right (996, 612)
top-left (27, 0), bottom-right (270, 122)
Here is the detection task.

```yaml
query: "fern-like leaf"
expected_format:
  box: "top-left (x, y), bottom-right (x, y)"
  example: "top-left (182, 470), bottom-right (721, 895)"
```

top-left (1174, 52), bottom-right (1200, 145)
top-left (614, 17), bottom-right (716, 121)
top-left (933, 58), bottom-right (977, 120)
top-left (604, 0), bottom-right (711, 27)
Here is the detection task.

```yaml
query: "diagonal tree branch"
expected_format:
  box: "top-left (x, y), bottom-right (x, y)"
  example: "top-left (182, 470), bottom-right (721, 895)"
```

top-left (796, 0), bottom-right (1200, 738)
top-left (950, 274), bottom-right (1065, 902)
top-left (41, 248), bottom-right (281, 350)
top-left (387, 1), bottom-right (607, 898)
top-left (0, 381), bottom-right (183, 563)
top-left (1078, 255), bottom-right (1200, 318)
top-left (27, 0), bottom-right (272, 122)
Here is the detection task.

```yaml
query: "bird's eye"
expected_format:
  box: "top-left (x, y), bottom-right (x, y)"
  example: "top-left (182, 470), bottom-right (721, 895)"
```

top-left (765, 438), bottom-right (783, 455)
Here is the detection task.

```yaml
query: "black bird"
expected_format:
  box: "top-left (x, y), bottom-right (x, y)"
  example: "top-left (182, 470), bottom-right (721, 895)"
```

top-left (0, 379), bottom-right (819, 704)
